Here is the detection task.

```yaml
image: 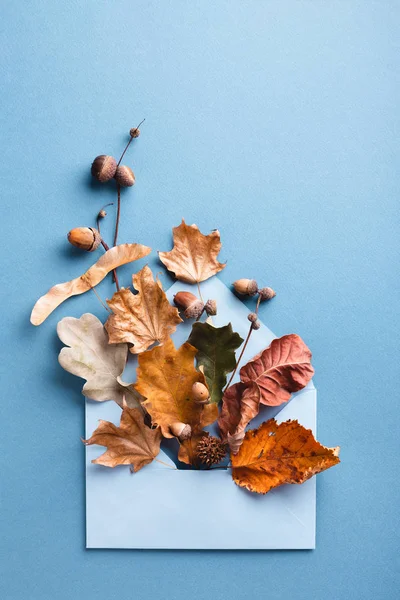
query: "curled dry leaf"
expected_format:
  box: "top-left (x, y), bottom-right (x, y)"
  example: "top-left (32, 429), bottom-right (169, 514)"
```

top-left (57, 313), bottom-right (141, 408)
top-left (83, 405), bottom-right (162, 472)
top-left (105, 265), bottom-right (182, 354)
top-left (135, 337), bottom-right (218, 439)
top-left (158, 219), bottom-right (226, 283)
top-left (31, 243), bottom-right (151, 325)
top-left (218, 381), bottom-right (261, 454)
top-left (240, 334), bottom-right (314, 406)
top-left (231, 419), bottom-right (340, 494)
top-left (188, 322), bottom-right (243, 404)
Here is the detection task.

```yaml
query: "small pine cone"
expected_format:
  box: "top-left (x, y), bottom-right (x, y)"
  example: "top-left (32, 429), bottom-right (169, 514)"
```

top-left (197, 436), bottom-right (227, 467)
top-left (204, 299), bottom-right (217, 316)
top-left (258, 287), bottom-right (276, 301)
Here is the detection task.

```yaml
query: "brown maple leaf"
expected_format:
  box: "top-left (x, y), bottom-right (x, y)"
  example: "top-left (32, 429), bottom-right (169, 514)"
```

top-left (240, 334), bottom-right (314, 406)
top-left (31, 243), bottom-right (151, 325)
top-left (135, 337), bottom-right (218, 439)
top-left (83, 405), bottom-right (162, 472)
top-left (231, 419), bottom-right (340, 494)
top-left (218, 381), bottom-right (261, 454)
top-left (105, 265), bottom-right (182, 354)
top-left (158, 219), bottom-right (226, 283)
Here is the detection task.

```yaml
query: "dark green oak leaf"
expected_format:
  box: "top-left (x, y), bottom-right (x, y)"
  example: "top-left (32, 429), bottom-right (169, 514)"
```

top-left (188, 322), bottom-right (243, 404)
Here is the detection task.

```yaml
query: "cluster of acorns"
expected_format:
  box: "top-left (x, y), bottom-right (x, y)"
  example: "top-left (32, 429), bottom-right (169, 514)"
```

top-left (91, 126), bottom-right (139, 187)
top-left (233, 278), bottom-right (276, 330)
top-left (67, 126), bottom-right (141, 253)
top-left (174, 292), bottom-right (217, 319)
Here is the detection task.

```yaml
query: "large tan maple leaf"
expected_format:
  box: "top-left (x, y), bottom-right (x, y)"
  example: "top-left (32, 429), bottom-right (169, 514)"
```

top-left (105, 265), bottom-right (182, 354)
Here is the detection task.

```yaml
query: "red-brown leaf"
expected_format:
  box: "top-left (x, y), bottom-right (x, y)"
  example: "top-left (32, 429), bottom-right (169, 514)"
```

top-left (240, 334), bottom-right (314, 406)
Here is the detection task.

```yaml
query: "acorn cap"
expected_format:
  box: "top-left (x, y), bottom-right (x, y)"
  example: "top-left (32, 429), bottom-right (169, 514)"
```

top-left (91, 155), bottom-right (117, 183)
top-left (258, 287), bottom-right (276, 301)
top-left (67, 227), bottom-right (101, 252)
top-left (204, 299), bottom-right (217, 316)
top-left (115, 165), bottom-right (135, 187)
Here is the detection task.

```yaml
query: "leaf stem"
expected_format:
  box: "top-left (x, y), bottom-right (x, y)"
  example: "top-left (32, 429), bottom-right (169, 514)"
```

top-left (117, 119), bottom-right (145, 167)
top-left (90, 287), bottom-right (112, 313)
top-left (96, 202), bottom-right (113, 236)
top-left (224, 294), bottom-right (261, 391)
top-left (154, 458), bottom-right (177, 470)
top-left (101, 239), bottom-right (120, 291)
top-left (113, 183), bottom-right (121, 247)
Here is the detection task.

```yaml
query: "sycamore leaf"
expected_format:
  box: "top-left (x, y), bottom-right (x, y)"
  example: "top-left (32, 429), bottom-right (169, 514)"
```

top-left (83, 406), bottom-right (162, 472)
top-left (105, 265), bottom-right (182, 354)
top-left (231, 419), bottom-right (340, 494)
top-left (135, 337), bottom-right (218, 438)
top-left (31, 243), bottom-right (151, 325)
top-left (218, 382), bottom-right (260, 454)
top-left (57, 313), bottom-right (141, 408)
top-left (188, 322), bottom-right (243, 404)
top-left (158, 219), bottom-right (226, 283)
top-left (240, 334), bottom-right (314, 406)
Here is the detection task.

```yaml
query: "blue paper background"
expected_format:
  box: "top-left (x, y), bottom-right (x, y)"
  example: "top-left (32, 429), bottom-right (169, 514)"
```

top-left (1, 1), bottom-right (399, 598)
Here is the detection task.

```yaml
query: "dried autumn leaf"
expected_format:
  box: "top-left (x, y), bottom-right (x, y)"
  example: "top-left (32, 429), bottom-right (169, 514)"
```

top-left (57, 313), bottom-right (141, 408)
top-left (105, 265), bottom-right (182, 354)
top-left (83, 405), bottom-right (162, 472)
top-left (135, 337), bottom-right (218, 438)
top-left (188, 322), bottom-right (243, 403)
top-left (240, 334), bottom-right (314, 406)
top-left (31, 243), bottom-right (151, 325)
top-left (158, 219), bottom-right (226, 283)
top-left (231, 419), bottom-right (340, 494)
top-left (218, 381), bottom-right (260, 454)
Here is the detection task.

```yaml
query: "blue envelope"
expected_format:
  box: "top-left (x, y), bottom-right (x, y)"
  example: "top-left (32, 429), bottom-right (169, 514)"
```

top-left (85, 278), bottom-right (317, 549)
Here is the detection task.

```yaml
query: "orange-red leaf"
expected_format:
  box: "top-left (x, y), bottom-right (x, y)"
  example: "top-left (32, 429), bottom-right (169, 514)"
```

top-left (231, 419), bottom-right (340, 494)
top-left (240, 334), bottom-right (314, 406)
top-left (83, 406), bottom-right (162, 472)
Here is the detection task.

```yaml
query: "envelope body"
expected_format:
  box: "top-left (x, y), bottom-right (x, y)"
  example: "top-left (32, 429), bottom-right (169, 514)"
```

top-left (85, 278), bottom-right (317, 549)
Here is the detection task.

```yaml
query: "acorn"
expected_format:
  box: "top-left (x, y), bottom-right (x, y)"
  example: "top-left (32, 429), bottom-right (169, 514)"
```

top-left (129, 127), bottom-right (141, 138)
top-left (247, 312), bottom-right (261, 330)
top-left (258, 287), bottom-right (276, 301)
top-left (173, 291), bottom-right (204, 319)
top-left (233, 278), bottom-right (258, 296)
top-left (204, 299), bottom-right (217, 316)
top-left (67, 227), bottom-right (101, 252)
top-left (169, 422), bottom-right (192, 441)
top-left (192, 382), bottom-right (210, 405)
top-left (91, 155), bottom-right (117, 183)
top-left (115, 165), bottom-right (135, 187)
